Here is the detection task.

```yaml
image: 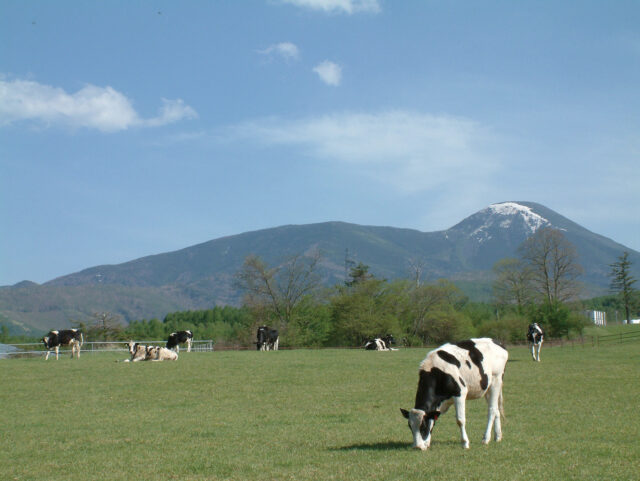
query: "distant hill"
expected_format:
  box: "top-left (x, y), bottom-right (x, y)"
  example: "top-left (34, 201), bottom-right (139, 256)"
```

top-left (1, 201), bottom-right (638, 334)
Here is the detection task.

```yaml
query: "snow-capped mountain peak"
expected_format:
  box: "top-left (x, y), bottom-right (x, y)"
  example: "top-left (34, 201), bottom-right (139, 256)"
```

top-left (487, 202), bottom-right (549, 234)
top-left (449, 201), bottom-right (552, 245)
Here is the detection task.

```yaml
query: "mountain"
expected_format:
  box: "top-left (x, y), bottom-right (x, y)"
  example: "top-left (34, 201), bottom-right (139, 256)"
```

top-left (1, 201), bottom-right (638, 334)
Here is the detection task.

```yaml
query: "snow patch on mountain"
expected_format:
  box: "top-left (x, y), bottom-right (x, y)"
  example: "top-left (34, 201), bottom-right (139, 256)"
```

top-left (467, 202), bottom-right (550, 243)
top-left (488, 202), bottom-right (549, 233)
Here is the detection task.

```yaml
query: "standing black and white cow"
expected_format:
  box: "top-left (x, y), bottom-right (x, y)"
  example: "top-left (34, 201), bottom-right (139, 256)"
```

top-left (364, 334), bottom-right (396, 351)
top-left (527, 323), bottom-right (544, 362)
top-left (166, 330), bottom-right (193, 353)
top-left (400, 338), bottom-right (508, 450)
top-left (256, 326), bottom-right (279, 351)
top-left (42, 329), bottom-right (83, 360)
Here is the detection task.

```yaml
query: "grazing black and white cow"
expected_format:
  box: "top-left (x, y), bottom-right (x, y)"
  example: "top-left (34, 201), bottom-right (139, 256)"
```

top-left (400, 338), bottom-right (508, 450)
top-left (42, 329), bottom-right (83, 360)
top-left (256, 326), bottom-right (279, 351)
top-left (527, 323), bottom-right (544, 362)
top-left (364, 334), bottom-right (396, 351)
top-left (166, 330), bottom-right (193, 353)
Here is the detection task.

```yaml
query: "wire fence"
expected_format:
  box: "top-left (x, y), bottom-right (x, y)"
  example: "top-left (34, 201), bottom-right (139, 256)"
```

top-left (0, 340), bottom-right (214, 359)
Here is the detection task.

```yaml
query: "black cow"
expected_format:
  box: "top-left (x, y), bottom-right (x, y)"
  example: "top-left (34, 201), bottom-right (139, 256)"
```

top-left (256, 326), bottom-right (279, 351)
top-left (42, 329), bottom-right (83, 360)
top-left (364, 334), bottom-right (396, 351)
top-left (527, 323), bottom-right (544, 361)
top-left (166, 330), bottom-right (193, 353)
top-left (400, 338), bottom-right (508, 450)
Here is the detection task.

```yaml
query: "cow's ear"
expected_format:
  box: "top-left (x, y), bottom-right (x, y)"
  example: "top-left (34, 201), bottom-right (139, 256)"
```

top-left (400, 408), bottom-right (409, 419)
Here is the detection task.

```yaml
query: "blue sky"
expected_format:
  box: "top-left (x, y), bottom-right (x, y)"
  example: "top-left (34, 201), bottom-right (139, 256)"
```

top-left (1, 0), bottom-right (639, 286)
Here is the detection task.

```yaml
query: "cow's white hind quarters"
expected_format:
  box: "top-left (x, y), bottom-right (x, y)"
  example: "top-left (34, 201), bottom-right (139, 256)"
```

top-left (401, 338), bottom-right (508, 450)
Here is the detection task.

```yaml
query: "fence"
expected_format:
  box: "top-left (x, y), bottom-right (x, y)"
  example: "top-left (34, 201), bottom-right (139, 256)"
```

top-left (0, 340), bottom-right (214, 359)
top-left (591, 330), bottom-right (640, 347)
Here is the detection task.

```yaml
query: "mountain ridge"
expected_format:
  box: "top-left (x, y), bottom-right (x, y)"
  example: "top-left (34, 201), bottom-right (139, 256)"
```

top-left (1, 202), bottom-right (638, 334)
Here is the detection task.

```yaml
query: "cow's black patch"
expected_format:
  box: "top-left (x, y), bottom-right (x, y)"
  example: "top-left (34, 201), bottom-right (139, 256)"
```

top-left (458, 377), bottom-right (466, 387)
top-left (466, 360), bottom-right (472, 369)
top-left (491, 338), bottom-right (507, 350)
top-left (414, 367), bottom-right (461, 413)
top-left (436, 350), bottom-right (461, 367)
top-left (455, 340), bottom-right (488, 390)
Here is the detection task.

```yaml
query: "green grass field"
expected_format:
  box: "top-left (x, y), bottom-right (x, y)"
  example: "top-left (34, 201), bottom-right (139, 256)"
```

top-left (1, 342), bottom-right (638, 481)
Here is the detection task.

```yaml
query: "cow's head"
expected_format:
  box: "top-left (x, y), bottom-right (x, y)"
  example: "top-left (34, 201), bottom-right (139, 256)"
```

top-left (127, 341), bottom-right (138, 355)
top-left (41, 336), bottom-right (49, 348)
top-left (400, 408), bottom-right (439, 450)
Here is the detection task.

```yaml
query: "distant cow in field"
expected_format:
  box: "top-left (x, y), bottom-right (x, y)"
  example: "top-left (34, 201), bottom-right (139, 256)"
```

top-left (400, 338), bottom-right (508, 450)
top-left (166, 330), bottom-right (193, 353)
top-left (124, 341), bottom-right (149, 362)
top-left (146, 346), bottom-right (178, 361)
top-left (256, 326), bottom-right (279, 351)
top-left (364, 334), bottom-right (396, 351)
top-left (527, 323), bottom-right (544, 362)
top-left (42, 329), bottom-right (83, 360)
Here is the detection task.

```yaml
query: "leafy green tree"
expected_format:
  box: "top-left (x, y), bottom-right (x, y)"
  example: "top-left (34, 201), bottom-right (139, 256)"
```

top-left (609, 251), bottom-right (637, 324)
top-left (330, 274), bottom-right (400, 346)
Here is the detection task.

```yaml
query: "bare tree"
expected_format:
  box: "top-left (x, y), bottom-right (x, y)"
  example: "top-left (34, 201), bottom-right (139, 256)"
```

top-left (518, 227), bottom-right (582, 304)
top-left (407, 256), bottom-right (427, 287)
top-left (235, 251), bottom-right (322, 326)
top-left (492, 257), bottom-right (533, 310)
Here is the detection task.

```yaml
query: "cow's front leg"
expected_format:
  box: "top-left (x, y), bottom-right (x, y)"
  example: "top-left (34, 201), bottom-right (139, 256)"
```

top-left (55, 346), bottom-right (59, 360)
top-left (44, 350), bottom-right (50, 360)
top-left (453, 397), bottom-right (469, 449)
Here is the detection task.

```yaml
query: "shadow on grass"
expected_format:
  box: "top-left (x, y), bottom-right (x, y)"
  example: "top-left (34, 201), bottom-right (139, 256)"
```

top-left (331, 439), bottom-right (465, 452)
top-left (331, 441), bottom-right (408, 451)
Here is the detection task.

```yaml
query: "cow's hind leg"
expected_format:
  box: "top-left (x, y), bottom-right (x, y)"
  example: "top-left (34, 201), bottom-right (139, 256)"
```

top-left (186, 339), bottom-right (192, 352)
top-left (536, 341), bottom-right (542, 362)
top-left (453, 397), bottom-right (470, 449)
top-left (483, 383), bottom-right (502, 444)
top-left (55, 345), bottom-right (59, 360)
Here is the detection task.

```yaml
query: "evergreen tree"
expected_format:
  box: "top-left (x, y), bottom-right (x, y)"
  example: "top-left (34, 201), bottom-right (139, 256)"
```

top-left (609, 251), bottom-right (637, 324)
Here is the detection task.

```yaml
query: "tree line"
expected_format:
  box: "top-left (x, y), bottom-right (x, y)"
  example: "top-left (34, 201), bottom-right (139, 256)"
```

top-left (1, 227), bottom-right (637, 347)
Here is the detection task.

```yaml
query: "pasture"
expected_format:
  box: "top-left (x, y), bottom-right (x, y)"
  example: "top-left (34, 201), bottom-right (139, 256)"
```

top-left (1, 343), bottom-right (638, 480)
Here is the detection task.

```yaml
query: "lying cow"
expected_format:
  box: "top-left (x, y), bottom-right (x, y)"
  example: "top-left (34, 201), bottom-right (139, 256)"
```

top-left (166, 330), bottom-right (193, 353)
top-left (256, 326), bottom-right (279, 351)
top-left (146, 346), bottom-right (178, 361)
top-left (364, 334), bottom-right (396, 351)
top-left (124, 341), bottom-right (148, 362)
top-left (400, 338), bottom-right (508, 450)
top-left (42, 329), bottom-right (83, 360)
top-left (527, 323), bottom-right (544, 362)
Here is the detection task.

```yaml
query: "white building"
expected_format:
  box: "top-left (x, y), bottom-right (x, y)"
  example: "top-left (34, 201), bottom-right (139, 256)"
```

top-left (586, 310), bottom-right (607, 326)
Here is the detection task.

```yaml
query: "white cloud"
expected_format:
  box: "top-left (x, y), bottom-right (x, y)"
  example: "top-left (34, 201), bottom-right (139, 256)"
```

top-left (0, 78), bottom-right (197, 132)
top-left (278, 0), bottom-right (381, 14)
top-left (313, 61), bottom-right (342, 86)
top-left (258, 42), bottom-right (300, 61)
top-left (228, 111), bottom-right (500, 194)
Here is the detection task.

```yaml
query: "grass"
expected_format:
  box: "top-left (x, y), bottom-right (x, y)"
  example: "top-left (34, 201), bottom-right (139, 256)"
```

top-left (1, 342), bottom-right (639, 480)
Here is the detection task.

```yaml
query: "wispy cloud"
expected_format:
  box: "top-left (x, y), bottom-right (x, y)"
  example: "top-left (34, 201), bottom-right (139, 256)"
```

top-left (313, 61), bottom-right (342, 86)
top-left (258, 42), bottom-right (301, 61)
top-left (277, 0), bottom-right (381, 14)
top-left (0, 78), bottom-right (197, 132)
top-left (228, 111), bottom-right (500, 194)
